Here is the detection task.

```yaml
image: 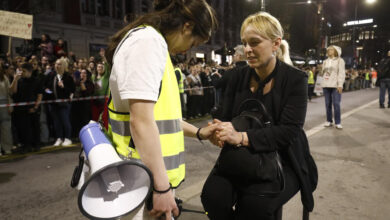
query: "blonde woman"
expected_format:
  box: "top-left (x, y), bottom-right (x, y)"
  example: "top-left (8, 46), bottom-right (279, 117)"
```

top-left (44, 59), bottom-right (75, 146)
top-left (201, 12), bottom-right (317, 219)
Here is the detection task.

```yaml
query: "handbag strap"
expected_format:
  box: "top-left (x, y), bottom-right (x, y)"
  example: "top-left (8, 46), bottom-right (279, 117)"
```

top-left (237, 99), bottom-right (272, 127)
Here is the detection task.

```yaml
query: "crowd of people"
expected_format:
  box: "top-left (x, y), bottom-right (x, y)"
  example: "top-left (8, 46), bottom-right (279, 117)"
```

top-left (0, 34), bottom-right (110, 155)
top-left (0, 33), bottom-right (385, 157)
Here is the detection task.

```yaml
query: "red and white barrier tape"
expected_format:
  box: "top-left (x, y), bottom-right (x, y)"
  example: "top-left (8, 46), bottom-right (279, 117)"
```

top-left (0, 95), bottom-right (107, 108)
top-left (0, 86), bottom-right (217, 108)
top-left (183, 86), bottom-right (215, 91)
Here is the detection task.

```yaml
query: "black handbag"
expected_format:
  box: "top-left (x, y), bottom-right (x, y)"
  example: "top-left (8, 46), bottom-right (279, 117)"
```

top-left (216, 99), bottom-right (285, 196)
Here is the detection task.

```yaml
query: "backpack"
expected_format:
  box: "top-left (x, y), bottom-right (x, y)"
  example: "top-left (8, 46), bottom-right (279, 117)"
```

top-left (216, 98), bottom-right (285, 196)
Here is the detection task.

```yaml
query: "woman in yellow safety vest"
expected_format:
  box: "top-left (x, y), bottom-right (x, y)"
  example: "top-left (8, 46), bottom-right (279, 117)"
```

top-left (307, 66), bottom-right (315, 101)
top-left (105, 0), bottom-right (217, 219)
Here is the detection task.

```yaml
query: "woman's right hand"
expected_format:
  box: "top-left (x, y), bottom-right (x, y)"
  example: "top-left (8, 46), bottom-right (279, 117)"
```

top-left (207, 119), bottom-right (224, 147)
top-left (149, 190), bottom-right (179, 220)
top-left (58, 80), bottom-right (64, 88)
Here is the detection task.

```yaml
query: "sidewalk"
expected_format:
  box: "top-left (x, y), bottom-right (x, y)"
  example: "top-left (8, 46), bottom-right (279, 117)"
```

top-left (177, 101), bottom-right (390, 220)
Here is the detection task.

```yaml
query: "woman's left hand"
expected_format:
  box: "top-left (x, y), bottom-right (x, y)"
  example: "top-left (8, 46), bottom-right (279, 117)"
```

top-left (216, 122), bottom-right (242, 146)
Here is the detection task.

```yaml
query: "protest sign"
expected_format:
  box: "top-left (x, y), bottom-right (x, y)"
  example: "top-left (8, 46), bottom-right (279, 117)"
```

top-left (0, 10), bottom-right (33, 39)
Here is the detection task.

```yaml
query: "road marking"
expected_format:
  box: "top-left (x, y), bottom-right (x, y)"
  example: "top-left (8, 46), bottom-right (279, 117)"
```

top-left (305, 99), bottom-right (379, 137)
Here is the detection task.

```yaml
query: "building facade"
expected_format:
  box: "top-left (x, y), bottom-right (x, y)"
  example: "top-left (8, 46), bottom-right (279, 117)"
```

top-left (1, 0), bottom-right (238, 62)
top-left (329, 21), bottom-right (389, 68)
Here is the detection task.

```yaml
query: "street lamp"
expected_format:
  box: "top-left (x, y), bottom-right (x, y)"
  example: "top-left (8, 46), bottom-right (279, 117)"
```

top-left (246, 0), bottom-right (266, 11)
top-left (261, 0), bottom-right (265, 11)
top-left (366, 0), bottom-right (377, 4)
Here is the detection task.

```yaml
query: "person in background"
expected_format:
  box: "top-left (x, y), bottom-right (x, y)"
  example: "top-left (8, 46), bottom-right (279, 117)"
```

top-left (173, 61), bottom-right (186, 119)
top-left (377, 50), bottom-right (390, 108)
top-left (44, 59), bottom-right (75, 146)
top-left (71, 69), bottom-right (94, 137)
top-left (0, 64), bottom-right (13, 155)
top-left (73, 58), bottom-right (87, 82)
top-left (364, 69), bottom-right (370, 89)
top-left (211, 44), bottom-right (247, 119)
top-left (321, 45), bottom-right (345, 129)
top-left (370, 68), bottom-right (377, 89)
top-left (91, 62), bottom-right (109, 121)
top-left (10, 63), bottom-right (43, 153)
top-left (105, 0), bottom-right (218, 218)
top-left (39, 34), bottom-right (54, 62)
top-left (40, 56), bottom-right (49, 72)
top-left (54, 38), bottom-right (67, 59)
top-left (307, 66), bottom-right (315, 101)
top-left (87, 61), bottom-right (97, 78)
top-left (187, 64), bottom-right (203, 118)
top-left (200, 65), bottom-right (214, 115)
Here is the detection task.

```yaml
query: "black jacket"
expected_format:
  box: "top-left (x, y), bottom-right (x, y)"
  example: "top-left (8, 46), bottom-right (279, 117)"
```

top-left (212, 61), bottom-right (247, 92)
top-left (44, 72), bottom-right (75, 100)
top-left (378, 57), bottom-right (390, 80)
top-left (222, 60), bottom-right (318, 211)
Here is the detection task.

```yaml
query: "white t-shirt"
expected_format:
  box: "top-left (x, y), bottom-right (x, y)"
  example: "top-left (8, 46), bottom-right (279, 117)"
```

top-left (110, 26), bottom-right (168, 112)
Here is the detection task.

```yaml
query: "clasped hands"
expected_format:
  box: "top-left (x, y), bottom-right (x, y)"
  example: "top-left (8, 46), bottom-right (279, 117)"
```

top-left (199, 119), bottom-right (243, 148)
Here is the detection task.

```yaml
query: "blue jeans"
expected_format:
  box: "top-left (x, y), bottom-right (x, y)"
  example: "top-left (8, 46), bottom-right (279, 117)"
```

top-left (50, 103), bottom-right (72, 139)
top-left (323, 88), bottom-right (341, 124)
top-left (379, 79), bottom-right (390, 106)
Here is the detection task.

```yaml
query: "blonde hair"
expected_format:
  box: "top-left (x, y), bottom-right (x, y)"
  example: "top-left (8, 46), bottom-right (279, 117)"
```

top-left (55, 58), bottom-right (69, 74)
top-left (240, 12), bottom-right (292, 65)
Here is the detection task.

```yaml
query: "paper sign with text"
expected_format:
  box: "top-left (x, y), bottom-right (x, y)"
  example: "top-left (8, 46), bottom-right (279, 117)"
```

top-left (0, 10), bottom-right (33, 39)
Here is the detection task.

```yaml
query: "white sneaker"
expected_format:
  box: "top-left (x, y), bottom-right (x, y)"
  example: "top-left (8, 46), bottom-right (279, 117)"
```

top-left (62, 138), bottom-right (72, 146)
top-left (324, 122), bottom-right (333, 127)
top-left (54, 138), bottom-right (63, 146)
top-left (335, 124), bottom-right (343, 129)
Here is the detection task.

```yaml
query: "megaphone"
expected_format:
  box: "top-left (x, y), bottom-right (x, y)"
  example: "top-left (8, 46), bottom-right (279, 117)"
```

top-left (75, 122), bottom-right (153, 219)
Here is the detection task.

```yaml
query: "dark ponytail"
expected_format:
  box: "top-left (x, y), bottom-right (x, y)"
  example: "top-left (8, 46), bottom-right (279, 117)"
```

top-left (106, 0), bottom-right (217, 65)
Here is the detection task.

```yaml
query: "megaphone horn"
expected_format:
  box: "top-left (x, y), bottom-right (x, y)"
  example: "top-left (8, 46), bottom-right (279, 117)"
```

top-left (77, 122), bottom-right (153, 220)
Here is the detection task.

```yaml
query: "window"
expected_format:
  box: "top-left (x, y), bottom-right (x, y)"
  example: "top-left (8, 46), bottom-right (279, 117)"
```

top-left (141, 0), bottom-right (149, 13)
top-left (347, 33), bottom-right (351, 41)
top-left (364, 31), bottom-right (370, 40)
top-left (113, 0), bottom-right (123, 19)
top-left (97, 0), bottom-right (109, 16)
top-left (359, 32), bottom-right (363, 40)
top-left (370, 31), bottom-right (375, 39)
top-left (31, 0), bottom-right (56, 12)
top-left (82, 0), bottom-right (96, 14)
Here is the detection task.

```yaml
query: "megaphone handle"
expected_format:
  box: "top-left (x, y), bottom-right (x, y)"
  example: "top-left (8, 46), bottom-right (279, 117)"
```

top-left (70, 149), bottom-right (85, 188)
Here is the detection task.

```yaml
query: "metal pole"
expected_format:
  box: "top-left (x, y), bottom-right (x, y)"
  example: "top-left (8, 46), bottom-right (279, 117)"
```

top-left (260, 0), bottom-right (265, 11)
top-left (352, 0), bottom-right (358, 68)
top-left (8, 37), bottom-right (12, 55)
top-left (316, 2), bottom-right (322, 63)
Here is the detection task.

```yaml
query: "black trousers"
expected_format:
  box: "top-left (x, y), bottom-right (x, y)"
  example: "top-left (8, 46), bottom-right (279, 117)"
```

top-left (14, 111), bottom-right (41, 150)
top-left (201, 166), bottom-right (299, 220)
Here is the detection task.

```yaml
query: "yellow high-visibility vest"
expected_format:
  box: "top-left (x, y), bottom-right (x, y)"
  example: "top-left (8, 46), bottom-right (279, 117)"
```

top-left (107, 53), bottom-right (185, 188)
top-left (175, 67), bottom-right (184, 94)
top-left (365, 72), bottom-right (370, 80)
top-left (308, 70), bottom-right (315, 85)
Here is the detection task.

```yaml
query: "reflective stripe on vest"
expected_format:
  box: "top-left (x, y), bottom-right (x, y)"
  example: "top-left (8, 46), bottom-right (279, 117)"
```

top-left (175, 67), bottom-right (184, 93)
top-left (107, 51), bottom-right (185, 188)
